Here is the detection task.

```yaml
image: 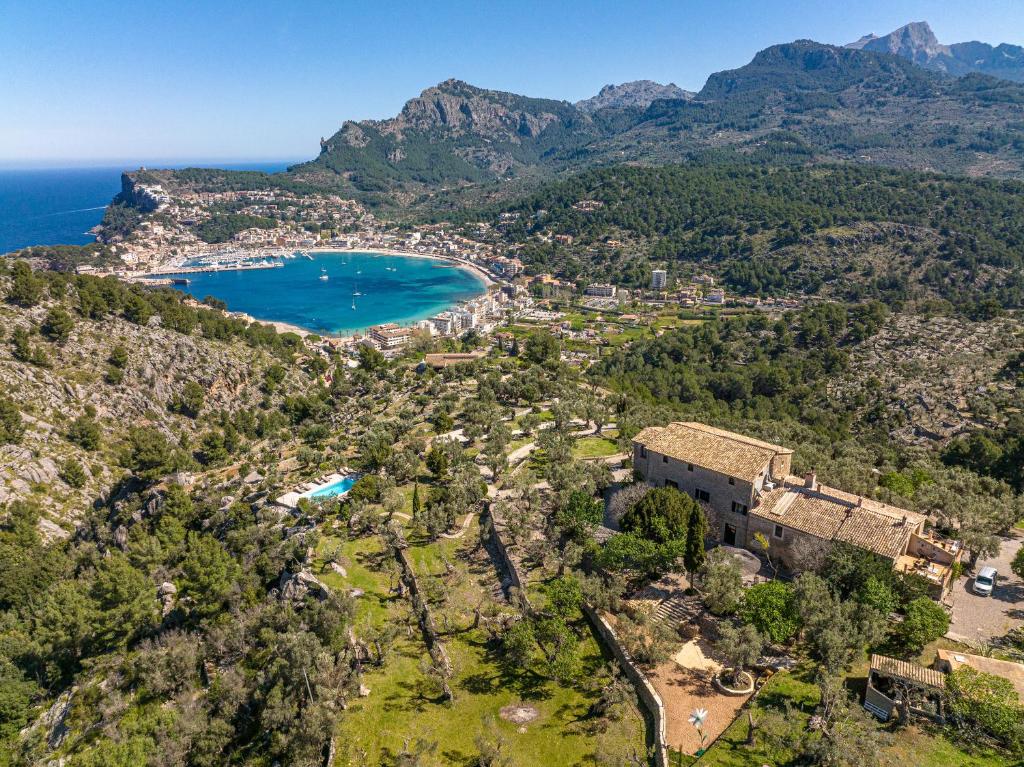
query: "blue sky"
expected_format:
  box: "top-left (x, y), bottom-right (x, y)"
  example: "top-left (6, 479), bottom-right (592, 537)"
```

top-left (1, 0), bottom-right (1022, 167)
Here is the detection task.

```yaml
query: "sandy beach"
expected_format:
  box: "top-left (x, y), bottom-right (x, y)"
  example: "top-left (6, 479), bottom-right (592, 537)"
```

top-left (305, 246), bottom-right (496, 287)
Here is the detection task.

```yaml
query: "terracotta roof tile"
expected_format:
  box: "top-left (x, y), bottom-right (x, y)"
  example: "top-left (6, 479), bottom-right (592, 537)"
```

top-left (871, 654), bottom-right (946, 689)
top-left (633, 422), bottom-right (791, 483)
top-left (751, 478), bottom-right (925, 560)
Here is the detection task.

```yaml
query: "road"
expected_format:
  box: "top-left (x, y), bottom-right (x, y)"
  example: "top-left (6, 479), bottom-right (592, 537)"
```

top-left (947, 532), bottom-right (1024, 646)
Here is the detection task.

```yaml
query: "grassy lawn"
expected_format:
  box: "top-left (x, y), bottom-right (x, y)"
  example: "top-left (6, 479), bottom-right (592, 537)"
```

top-left (691, 661), bottom-right (1014, 767)
top-left (572, 436), bottom-right (621, 459)
top-left (325, 523), bottom-right (645, 767)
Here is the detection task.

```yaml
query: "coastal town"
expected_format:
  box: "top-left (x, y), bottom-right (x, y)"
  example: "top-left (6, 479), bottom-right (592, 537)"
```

top-left (79, 175), bottom-right (810, 363)
top-left (5, 4), bottom-right (1024, 767)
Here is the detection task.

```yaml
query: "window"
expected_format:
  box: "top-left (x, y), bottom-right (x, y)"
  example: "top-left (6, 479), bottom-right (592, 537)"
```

top-left (687, 463), bottom-right (694, 472)
top-left (665, 479), bottom-right (678, 490)
top-left (728, 477), bottom-right (735, 485)
top-left (639, 445), bottom-right (647, 458)
top-left (662, 455), bottom-right (668, 463)
top-left (731, 501), bottom-right (748, 515)
top-left (695, 489), bottom-right (710, 502)
top-left (773, 524), bottom-right (784, 540)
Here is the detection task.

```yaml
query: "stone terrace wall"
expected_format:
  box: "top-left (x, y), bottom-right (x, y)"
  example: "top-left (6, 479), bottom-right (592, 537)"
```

top-left (485, 502), bottom-right (667, 766)
top-left (583, 605), bottom-right (670, 767)
top-left (483, 503), bottom-right (533, 611)
top-left (393, 545), bottom-right (453, 677)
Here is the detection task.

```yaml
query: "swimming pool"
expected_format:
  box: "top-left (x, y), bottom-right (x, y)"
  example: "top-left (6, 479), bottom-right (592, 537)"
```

top-left (308, 475), bottom-right (357, 499)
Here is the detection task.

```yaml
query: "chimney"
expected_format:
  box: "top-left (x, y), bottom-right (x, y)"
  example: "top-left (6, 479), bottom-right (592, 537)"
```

top-left (804, 471), bottom-right (817, 491)
top-left (857, 496), bottom-right (864, 508)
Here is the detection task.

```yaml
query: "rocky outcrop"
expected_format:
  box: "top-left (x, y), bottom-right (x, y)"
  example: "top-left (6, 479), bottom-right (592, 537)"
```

top-left (278, 569), bottom-right (331, 602)
top-left (0, 287), bottom-right (299, 526)
top-left (847, 21), bottom-right (1024, 82)
top-left (117, 173), bottom-right (169, 212)
top-left (576, 80), bottom-right (693, 112)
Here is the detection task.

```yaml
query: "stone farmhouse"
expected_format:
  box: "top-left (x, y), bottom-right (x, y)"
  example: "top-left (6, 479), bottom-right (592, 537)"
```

top-left (632, 422), bottom-right (961, 597)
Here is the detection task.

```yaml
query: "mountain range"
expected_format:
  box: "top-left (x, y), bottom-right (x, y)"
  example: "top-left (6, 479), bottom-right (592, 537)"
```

top-left (147, 23), bottom-right (1024, 203)
top-left (847, 21), bottom-right (1024, 82)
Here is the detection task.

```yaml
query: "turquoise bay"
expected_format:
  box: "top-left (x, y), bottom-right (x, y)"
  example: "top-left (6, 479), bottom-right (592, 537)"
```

top-left (176, 251), bottom-right (486, 336)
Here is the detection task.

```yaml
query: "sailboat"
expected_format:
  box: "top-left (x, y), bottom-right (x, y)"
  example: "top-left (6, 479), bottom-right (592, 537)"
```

top-left (319, 266), bottom-right (329, 281)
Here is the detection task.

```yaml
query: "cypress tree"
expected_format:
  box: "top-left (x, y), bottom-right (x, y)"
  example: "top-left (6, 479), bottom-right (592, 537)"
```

top-left (684, 507), bottom-right (708, 583)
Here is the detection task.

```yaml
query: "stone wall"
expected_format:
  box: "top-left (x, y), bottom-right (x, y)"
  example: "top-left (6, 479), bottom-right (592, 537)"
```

top-left (483, 503), bottom-right (533, 611)
top-left (485, 502), bottom-right (667, 766)
top-left (582, 605), bottom-right (670, 767)
top-left (393, 545), bottom-right (453, 677)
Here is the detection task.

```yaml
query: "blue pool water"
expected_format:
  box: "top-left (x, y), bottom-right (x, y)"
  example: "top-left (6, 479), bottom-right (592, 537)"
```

top-left (308, 475), bottom-right (357, 499)
top-left (177, 250), bottom-right (486, 335)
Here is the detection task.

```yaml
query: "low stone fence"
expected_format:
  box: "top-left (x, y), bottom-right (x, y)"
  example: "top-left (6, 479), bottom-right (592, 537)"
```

top-left (582, 604), bottom-right (670, 767)
top-left (485, 502), bottom-right (666, 766)
top-left (482, 503), bottom-right (533, 612)
top-left (392, 544), bottom-right (453, 678)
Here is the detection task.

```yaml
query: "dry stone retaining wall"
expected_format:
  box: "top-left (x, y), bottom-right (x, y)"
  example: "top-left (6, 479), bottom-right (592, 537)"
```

top-left (392, 544), bottom-right (453, 677)
top-left (485, 502), bottom-right (668, 766)
top-left (582, 605), bottom-right (670, 767)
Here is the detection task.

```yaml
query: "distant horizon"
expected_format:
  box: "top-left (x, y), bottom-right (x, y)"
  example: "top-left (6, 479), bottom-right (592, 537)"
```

top-left (3, 0), bottom-right (1023, 164)
top-left (0, 158), bottom-right (307, 172)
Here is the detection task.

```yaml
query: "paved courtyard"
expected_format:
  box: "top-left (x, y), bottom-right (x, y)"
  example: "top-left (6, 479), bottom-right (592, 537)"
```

top-left (947, 532), bottom-right (1024, 646)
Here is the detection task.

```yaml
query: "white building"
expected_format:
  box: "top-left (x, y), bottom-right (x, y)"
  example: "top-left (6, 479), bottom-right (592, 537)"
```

top-left (704, 288), bottom-right (725, 305)
top-left (584, 283), bottom-right (617, 298)
top-left (368, 323), bottom-right (411, 357)
top-left (651, 269), bottom-right (667, 290)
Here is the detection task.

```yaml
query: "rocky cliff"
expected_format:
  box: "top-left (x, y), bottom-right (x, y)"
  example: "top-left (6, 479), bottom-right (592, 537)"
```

top-left (0, 278), bottom-right (309, 531)
top-left (847, 21), bottom-right (1024, 82)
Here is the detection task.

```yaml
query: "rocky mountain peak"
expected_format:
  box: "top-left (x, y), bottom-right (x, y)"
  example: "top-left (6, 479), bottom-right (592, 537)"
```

top-left (857, 21), bottom-right (945, 62)
top-left (845, 21), bottom-right (1024, 82)
top-left (575, 80), bottom-right (693, 112)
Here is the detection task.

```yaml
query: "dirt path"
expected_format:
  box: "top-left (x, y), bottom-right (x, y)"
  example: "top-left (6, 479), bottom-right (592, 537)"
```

top-left (440, 511), bottom-right (476, 539)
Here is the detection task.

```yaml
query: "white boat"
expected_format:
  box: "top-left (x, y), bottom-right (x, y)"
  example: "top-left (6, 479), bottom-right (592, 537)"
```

top-left (319, 274), bottom-right (329, 281)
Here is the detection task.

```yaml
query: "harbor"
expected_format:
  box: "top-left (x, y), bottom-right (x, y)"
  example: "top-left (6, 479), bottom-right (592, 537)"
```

top-left (143, 260), bottom-right (284, 276)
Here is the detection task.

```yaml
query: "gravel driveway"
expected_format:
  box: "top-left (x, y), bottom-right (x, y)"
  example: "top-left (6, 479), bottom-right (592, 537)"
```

top-left (946, 533), bottom-right (1024, 646)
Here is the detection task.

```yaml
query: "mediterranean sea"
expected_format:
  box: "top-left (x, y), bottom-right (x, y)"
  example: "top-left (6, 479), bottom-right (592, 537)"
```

top-left (0, 162), bottom-right (290, 254)
top-left (176, 251), bottom-right (486, 336)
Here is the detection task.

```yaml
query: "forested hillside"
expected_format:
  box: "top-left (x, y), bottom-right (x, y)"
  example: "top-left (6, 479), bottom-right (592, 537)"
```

top-left (470, 163), bottom-right (1024, 312)
top-left (591, 304), bottom-right (1024, 558)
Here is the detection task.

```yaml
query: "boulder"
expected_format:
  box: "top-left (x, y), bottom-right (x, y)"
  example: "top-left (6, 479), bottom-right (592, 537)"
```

top-left (278, 570), bottom-right (330, 602)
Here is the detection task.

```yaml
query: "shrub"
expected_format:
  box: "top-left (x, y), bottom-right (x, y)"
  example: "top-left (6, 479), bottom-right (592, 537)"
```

top-left (945, 666), bottom-right (1024, 753)
top-left (702, 548), bottom-right (744, 616)
top-left (59, 459), bottom-right (87, 488)
top-left (169, 381), bottom-right (205, 418)
top-left (741, 581), bottom-right (799, 643)
top-left (897, 597), bottom-right (950, 651)
top-left (620, 485), bottom-right (694, 544)
top-left (0, 397), bottom-right (24, 445)
top-left (67, 415), bottom-right (101, 451)
top-left (41, 307), bottom-right (74, 343)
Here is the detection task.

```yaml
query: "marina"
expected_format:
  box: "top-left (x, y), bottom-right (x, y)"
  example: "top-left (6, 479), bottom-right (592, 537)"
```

top-left (144, 260), bottom-right (284, 276)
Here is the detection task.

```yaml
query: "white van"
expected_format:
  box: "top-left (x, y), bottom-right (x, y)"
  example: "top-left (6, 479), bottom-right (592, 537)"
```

top-left (973, 566), bottom-right (997, 597)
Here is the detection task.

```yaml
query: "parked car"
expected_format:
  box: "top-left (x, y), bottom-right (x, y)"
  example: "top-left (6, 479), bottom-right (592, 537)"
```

top-left (973, 566), bottom-right (998, 596)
